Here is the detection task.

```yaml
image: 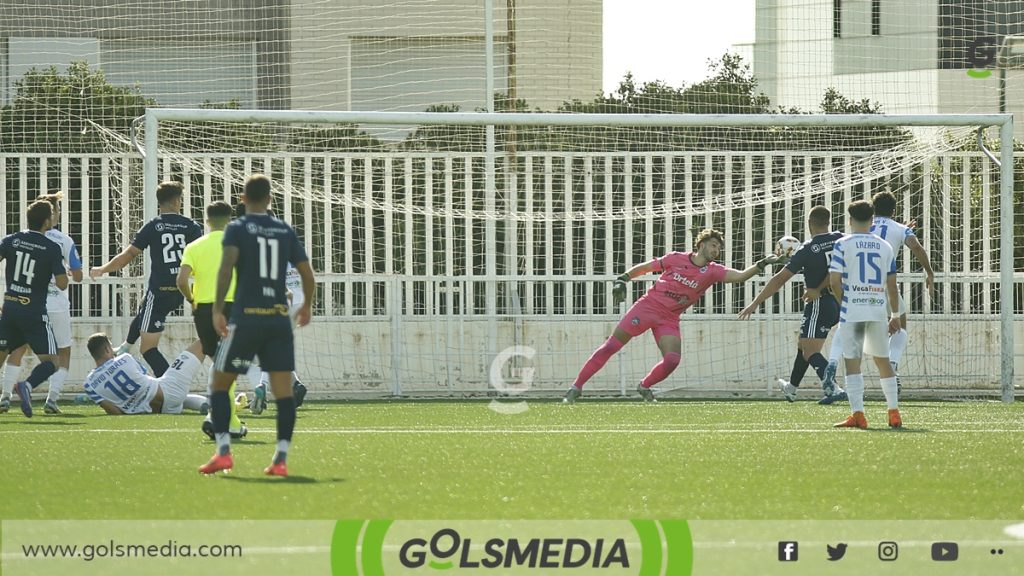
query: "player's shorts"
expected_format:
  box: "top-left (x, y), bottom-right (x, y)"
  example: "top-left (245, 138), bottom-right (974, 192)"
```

top-left (214, 319), bottom-right (295, 373)
top-left (0, 310), bottom-right (57, 355)
top-left (45, 308), bottom-right (73, 349)
top-left (192, 302), bottom-right (233, 357)
top-left (134, 289), bottom-right (184, 334)
top-left (616, 298), bottom-right (680, 340)
top-left (157, 350), bottom-right (202, 414)
top-left (799, 294), bottom-right (839, 339)
top-left (840, 320), bottom-right (891, 359)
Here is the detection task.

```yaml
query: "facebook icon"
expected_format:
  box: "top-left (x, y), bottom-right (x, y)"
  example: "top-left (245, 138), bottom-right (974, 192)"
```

top-left (778, 541), bottom-right (799, 561)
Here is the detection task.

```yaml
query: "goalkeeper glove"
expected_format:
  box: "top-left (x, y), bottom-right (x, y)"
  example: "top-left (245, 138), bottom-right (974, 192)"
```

top-left (612, 273), bottom-right (630, 305)
top-left (756, 254), bottom-right (788, 273)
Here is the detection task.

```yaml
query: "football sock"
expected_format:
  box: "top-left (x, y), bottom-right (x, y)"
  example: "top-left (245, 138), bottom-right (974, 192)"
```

top-left (789, 349), bottom-right (809, 387)
top-left (845, 373), bottom-right (865, 413)
top-left (880, 376), bottom-right (899, 409)
top-left (143, 348), bottom-right (169, 377)
top-left (2, 362), bottom-right (20, 397)
top-left (229, 381), bottom-right (242, 429)
top-left (274, 440), bottom-right (290, 465)
top-left (183, 394), bottom-right (206, 411)
top-left (640, 352), bottom-right (681, 388)
top-left (827, 325), bottom-right (844, 363)
top-left (888, 329), bottom-right (907, 366)
top-left (45, 368), bottom-right (68, 402)
top-left (807, 353), bottom-right (829, 382)
top-left (210, 390), bottom-right (232, 455)
top-left (126, 315), bottom-right (142, 345)
top-left (274, 397), bottom-right (296, 464)
top-left (27, 361), bottom-right (57, 389)
top-left (572, 336), bottom-right (625, 389)
top-left (246, 363), bottom-right (263, 390)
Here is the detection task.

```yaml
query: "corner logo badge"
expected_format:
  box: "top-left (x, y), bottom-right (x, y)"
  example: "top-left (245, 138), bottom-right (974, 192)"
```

top-left (968, 37), bottom-right (996, 78)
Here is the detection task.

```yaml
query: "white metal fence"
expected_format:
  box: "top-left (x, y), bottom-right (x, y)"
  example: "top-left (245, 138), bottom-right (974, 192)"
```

top-left (0, 150), bottom-right (1019, 395)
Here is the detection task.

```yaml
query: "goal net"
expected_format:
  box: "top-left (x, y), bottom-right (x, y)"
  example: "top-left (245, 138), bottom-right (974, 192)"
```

top-left (118, 109), bottom-right (1011, 400)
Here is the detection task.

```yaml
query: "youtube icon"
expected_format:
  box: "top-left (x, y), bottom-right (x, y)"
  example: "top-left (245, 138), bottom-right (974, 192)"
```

top-left (931, 542), bottom-right (959, 561)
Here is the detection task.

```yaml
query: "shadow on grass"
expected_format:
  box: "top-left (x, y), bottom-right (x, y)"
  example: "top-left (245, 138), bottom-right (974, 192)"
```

top-left (4, 420), bottom-right (83, 426)
top-left (219, 475), bottom-right (335, 485)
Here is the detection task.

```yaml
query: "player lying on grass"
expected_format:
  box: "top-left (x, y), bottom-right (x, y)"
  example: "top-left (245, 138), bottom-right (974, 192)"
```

top-left (564, 228), bottom-right (787, 403)
top-left (82, 332), bottom-right (208, 416)
top-left (829, 200), bottom-right (903, 429)
top-left (738, 205), bottom-right (848, 405)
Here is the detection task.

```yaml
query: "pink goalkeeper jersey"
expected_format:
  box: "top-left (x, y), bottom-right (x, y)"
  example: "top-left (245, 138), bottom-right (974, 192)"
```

top-left (640, 252), bottom-right (729, 315)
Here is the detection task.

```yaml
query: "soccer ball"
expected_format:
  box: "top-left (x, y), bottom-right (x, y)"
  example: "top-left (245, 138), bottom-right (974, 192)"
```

top-left (234, 392), bottom-right (248, 412)
top-left (774, 235), bottom-right (802, 257)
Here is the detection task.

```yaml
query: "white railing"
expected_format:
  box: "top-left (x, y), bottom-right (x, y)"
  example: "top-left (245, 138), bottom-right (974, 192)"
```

top-left (0, 150), bottom-right (1018, 396)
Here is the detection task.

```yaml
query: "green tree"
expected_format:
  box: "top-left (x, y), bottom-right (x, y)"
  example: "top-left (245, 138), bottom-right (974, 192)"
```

top-left (0, 61), bottom-right (152, 153)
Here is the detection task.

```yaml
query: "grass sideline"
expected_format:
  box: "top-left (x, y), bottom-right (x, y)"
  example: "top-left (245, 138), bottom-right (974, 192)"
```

top-left (1, 400), bottom-right (1022, 520)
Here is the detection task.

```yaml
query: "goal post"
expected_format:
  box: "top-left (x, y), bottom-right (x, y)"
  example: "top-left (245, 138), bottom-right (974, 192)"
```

top-left (142, 109), bottom-right (1015, 402)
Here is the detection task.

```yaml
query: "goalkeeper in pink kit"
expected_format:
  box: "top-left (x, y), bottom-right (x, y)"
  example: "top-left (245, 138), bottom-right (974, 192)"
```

top-left (564, 229), bottom-right (786, 403)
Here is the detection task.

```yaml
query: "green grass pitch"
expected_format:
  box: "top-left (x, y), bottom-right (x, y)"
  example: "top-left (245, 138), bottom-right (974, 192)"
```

top-left (1, 399), bottom-right (1022, 520)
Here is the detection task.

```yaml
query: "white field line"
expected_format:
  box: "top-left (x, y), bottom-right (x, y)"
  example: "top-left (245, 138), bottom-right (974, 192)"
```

top-left (1, 427), bottom-right (1023, 434)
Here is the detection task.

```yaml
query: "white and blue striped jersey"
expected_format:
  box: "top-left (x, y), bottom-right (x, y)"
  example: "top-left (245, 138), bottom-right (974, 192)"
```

top-left (44, 228), bottom-right (82, 313)
top-left (870, 216), bottom-right (914, 255)
top-left (830, 233), bottom-right (896, 323)
top-left (83, 353), bottom-right (158, 414)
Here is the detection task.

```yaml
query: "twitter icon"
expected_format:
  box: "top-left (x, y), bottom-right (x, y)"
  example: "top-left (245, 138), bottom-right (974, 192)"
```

top-left (827, 543), bottom-right (848, 561)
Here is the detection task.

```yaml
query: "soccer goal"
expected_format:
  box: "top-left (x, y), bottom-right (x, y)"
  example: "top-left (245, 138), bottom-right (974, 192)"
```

top-left (134, 109), bottom-right (1015, 402)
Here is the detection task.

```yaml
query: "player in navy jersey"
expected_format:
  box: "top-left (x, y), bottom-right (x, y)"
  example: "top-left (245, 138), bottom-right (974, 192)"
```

top-left (199, 174), bottom-right (314, 477)
top-left (90, 181), bottom-right (203, 377)
top-left (0, 200), bottom-right (69, 417)
top-left (739, 206), bottom-right (848, 404)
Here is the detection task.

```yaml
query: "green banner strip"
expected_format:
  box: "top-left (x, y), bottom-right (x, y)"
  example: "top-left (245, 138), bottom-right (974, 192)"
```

top-left (331, 520), bottom-right (366, 576)
top-left (630, 519), bottom-right (663, 576)
top-left (659, 520), bottom-right (693, 576)
top-left (360, 519), bottom-right (393, 576)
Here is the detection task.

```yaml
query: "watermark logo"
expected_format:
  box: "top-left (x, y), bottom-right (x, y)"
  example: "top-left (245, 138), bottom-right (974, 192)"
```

top-left (488, 345), bottom-right (535, 415)
top-left (968, 36), bottom-right (997, 78)
top-left (398, 527), bottom-right (629, 570)
top-left (330, 519), bottom-right (694, 575)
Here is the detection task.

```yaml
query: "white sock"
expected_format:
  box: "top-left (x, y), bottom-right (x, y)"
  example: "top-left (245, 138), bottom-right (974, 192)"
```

top-left (183, 394), bottom-right (207, 412)
top-left (828, 325), bottom-right (844, 364)
top-left (292, 371), bottom-right (300, 385)
top-left (1, 363), bottom-right (20, 397)
top-left (846, 373), bottom-right (865, 413)
top-left (889, 329), bottom-right (907, 366)
top-left (215, 433), bottom-right (231, 456)
top-left (261, 371), bottom-right (270, 387)
top-left (880, 376), bottom-right (899, 409)
top-left (46, 368), bottom-right (69, 402)
top-left (274, 439), bottom-right (290, 464)
top-left (246, 363), bottom-right (263, 390)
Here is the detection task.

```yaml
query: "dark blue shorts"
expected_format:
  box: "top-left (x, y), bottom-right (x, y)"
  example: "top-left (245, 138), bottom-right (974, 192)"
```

top-left (799, 294), bottom-right (839, 339)
top-left (134, 289), bottom-right (184, 333)
top-left (0, 309), bottom-right (57, 355)
top-left (213, 319), bottom-right (295, 373)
